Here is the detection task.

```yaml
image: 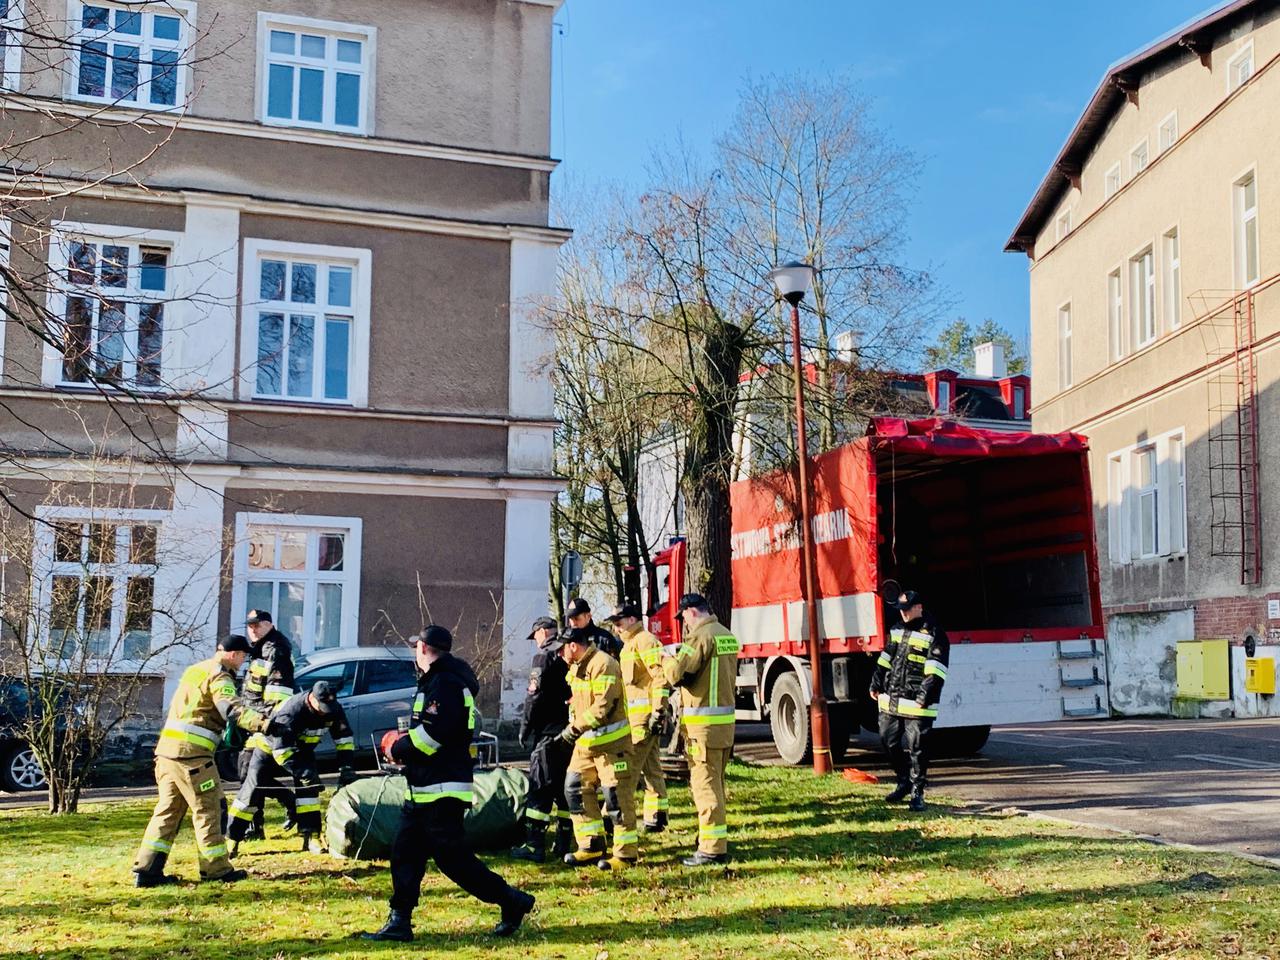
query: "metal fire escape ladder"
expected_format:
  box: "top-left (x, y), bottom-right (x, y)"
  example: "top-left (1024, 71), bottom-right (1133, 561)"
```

top-left (1198, 288), bottom-right (1262, 585)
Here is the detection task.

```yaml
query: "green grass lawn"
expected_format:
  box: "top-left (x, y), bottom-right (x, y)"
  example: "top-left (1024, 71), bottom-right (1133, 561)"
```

top-left (2, 762), bottom-right (1278, 960)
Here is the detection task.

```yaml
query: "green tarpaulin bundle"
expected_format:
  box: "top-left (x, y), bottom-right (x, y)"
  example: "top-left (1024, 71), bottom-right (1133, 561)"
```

top-left (325, 766), bottom-right (530, 860)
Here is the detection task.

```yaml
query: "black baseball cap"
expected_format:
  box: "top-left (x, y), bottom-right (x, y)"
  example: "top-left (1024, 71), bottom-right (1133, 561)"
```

top-left (412, 624), bottom-right (453, 652)
top-left (245, 609), bottom-right (272, 625)
top-left (566, 597), bottom-right (591, 618)
top-left (605, 603), bottom-right (642, 623)
top-left (527, 616), bottom-right (559, 639)
top-left (677, 593), bottom-right (709, 613)
top-left (563, 626), bottom-right (594, 645)
top-left (218, 634), bottom-right (253, 654)
top-left (892, 590), bottom-right (922, 610)
top-left (310, 680), bottom-right (339, 714)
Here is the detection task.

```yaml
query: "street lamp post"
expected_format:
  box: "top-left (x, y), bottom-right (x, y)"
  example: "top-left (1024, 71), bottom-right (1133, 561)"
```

top-left (768, 260), bottom-right (833, 775)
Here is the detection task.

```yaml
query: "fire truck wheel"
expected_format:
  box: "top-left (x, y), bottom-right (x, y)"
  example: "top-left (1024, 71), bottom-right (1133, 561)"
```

top-left (768, 672), bottom-right (811, 766)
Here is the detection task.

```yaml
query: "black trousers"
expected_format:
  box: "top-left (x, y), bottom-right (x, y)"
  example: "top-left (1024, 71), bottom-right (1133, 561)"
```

top-left (390, 798), bottom-right (512, 914)
top-left (526, 735), bottom-right (571, 818)
top-left (238, 748), bottom-right (295, 820)
top-left (228, 751), bottom-right (313, 841)
top-left (878, 713), bottom-right (933, 791)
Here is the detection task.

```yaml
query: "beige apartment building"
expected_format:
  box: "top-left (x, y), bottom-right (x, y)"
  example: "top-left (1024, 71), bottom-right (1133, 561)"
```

top-left (1007, 0), bottom-right (1280, 717)
top-left (0, 0), bottom-right (565, 721)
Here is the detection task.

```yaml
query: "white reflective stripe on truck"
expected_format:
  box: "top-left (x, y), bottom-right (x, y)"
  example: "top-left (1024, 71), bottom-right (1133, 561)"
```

top-left (732, 592), bottom-right (879, 645)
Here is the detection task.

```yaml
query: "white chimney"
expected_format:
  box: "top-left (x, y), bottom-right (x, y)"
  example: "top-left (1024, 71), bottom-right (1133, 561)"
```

top-left (834, 329), bottom-right (861, 364)
top-left (974, 341), bottom-right (1007, 378)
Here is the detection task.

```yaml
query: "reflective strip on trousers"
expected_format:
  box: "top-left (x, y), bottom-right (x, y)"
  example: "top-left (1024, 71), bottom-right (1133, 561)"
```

top-left (643, 795), bottom-right (669, 815)
top-left (334, 737), bottom-right (355, 751)
top-left (160, 721), bottom-right (219, 751)
top-left (404, 781), bottom-right (474, 804)
top-left (200, 843), bottom-right (228, 859)
top-left (229, 798), bottom-right (257, 820)
top-left (579, 719), bottom-right (629, 746)
top-left (143, 837), bottom-right (172, 853)
top-left (615, 831), bottom-right (638, 846)
top-left (574, 819), bottom-right (604, 841)
top-left (525, 807), bottom-right (551, 822)
top-left (699, 824), bottom-right (728, 839)
top-left (682, 705), bottom-right (735, 725)
top-left (295, 800), bottom-right (322, 814)
top-left (409, 725), bottom-right (442, 755)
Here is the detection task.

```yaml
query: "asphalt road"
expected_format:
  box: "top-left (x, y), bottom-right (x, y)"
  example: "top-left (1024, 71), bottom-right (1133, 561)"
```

top-left (736, 716), bottom-right (1280, 862)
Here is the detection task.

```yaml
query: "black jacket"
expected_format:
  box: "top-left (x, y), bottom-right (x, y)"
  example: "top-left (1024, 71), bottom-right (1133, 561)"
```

top-left (869, 613), bottom-right (950, 718)
top-left (262, 691), bottom-right (355, 771)
top-left (583, 620), bottom-right (622, 659)
top-left (390, 653), bottom-right (479, 798)
top-left (519, 640), bottom-right (570, 743)
top-left (244, 627), bottom-right (295, 713)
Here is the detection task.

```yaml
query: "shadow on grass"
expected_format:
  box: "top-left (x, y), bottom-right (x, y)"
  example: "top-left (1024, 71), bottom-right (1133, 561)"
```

top-left (0, 870), bottom-right (1273, 960)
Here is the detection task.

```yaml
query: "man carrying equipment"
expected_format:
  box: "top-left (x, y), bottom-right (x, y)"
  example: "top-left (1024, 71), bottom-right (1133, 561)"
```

top-left (362, 626), bottom-right (534, 942)
top-left (565, 596), bottom-right (621, 658)
top-left (132, 635), bottom-right (269, 886)
top-left (558, 625), bottom-right (637, 871)
top-left (870, 589), bottom-right (950, 812)
top-left (663, 594), bottom-right (738, 866)
top-left (238, 609), bottom-right (297, 838)
top-left (227, 680), bottom-right (357, 856)
top-left (510, 616), bottom-right (574, 863)
top-left (607, 602), bottom-right (670, 832)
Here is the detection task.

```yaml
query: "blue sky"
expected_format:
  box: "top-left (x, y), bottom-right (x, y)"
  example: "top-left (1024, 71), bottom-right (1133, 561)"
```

top-left (550, 0), bottom-right (1214, 351)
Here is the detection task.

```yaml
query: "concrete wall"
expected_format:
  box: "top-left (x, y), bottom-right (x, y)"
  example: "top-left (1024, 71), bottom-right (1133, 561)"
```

top-left (1231, 644), bottom-right (1280, 717)
top-left (1106, 608), bottom-right (1189, 715)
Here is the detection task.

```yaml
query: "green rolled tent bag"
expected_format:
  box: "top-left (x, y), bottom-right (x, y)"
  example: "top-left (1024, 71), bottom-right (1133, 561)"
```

top-left (325, 767), bottom-right (531, 860)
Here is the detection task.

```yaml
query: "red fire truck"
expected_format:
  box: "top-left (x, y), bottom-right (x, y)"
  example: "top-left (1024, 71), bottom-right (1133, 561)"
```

top-left (646, 417), bottom-right (1107, 764)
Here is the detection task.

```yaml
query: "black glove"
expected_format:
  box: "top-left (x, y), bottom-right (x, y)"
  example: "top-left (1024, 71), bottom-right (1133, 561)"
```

top-left (337, 765), bottom-right (356, 787)
top-left (296, 767), bottom-right (322, 789)
top-left (646, 711), bottom-right (665, 738)
top-left (557, 726), bottom-right (581, 745)
top-left (518, 724), bottom-right (531, 750)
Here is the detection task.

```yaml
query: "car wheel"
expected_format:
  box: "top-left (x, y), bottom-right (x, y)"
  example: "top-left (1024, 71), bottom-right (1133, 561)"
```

top-left (2, 743), bottom-right (47, 792)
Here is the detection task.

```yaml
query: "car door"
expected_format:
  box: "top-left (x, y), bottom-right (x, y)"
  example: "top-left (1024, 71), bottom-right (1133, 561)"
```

top-left (293, 660), bottom-right (358, 762)
top-left (347, 657), bottom-right (418, 756)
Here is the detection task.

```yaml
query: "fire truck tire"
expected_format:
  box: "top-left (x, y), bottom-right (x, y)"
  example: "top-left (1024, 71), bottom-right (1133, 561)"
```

top-left (768, 671), bottom-right (811, 765)
top-left (932, 725), bottom-right (991, 757)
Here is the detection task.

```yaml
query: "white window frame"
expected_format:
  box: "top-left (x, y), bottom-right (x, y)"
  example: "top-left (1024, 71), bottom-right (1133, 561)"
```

top-left (1163, 226), bottom-right (1181, 330)
top-left (64, 0), bottom-right (195, 111)
top-left (1135, 444), bottom-right (1159, 559)
top-left (1227, 39), bottom-right (1254, 93)
top-left (41, 221), bottom-right (181, 389)
top-left (1129, 244), bottom-right (1156, 348)
top-left (230, 512), bottom-right (362, 655)
top-left (1158, 111), bottom-right (1178, 153)
top-left (1129, 138), bottom-right (1149, 179)
top-left (1234, 168), bottom-right (1259, 289)
top-left (935, 378), bottom-right (950, 413)
top-left (1012, 385), bottom-right (1025, 420)
top-left (1107, 266), bottom-right (1124, 362)
top-left (1, 0), bottom-right (23, 89)
top-left (1057, 301), bottom-right (1072, 390)
top-left (1106, 429), bottom-right (1188, 566)
top-left (1104, 162), bottom-right (1122, 200)
top-left (256, 12), bottom-right (376, 136)
top-left (239, 238), bottom-right (372, 408)
top-left (31, 505), bottom-right (168, 670)
top-left (1056, 208), bottom-right (1072, 241)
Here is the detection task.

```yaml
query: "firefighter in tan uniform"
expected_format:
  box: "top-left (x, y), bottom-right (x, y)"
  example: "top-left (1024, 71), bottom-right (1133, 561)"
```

top-left (663, 593), bottom-right (738, 866)
top-left (555, 626), bottom-right (638, 871)
top-left (132, 635), bottom-right (269, 886)
top-left (607, 602), bottom-right (670, 832)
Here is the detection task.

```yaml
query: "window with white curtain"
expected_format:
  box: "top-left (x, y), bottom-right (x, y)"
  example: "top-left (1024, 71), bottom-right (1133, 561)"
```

top-left (1107, 430), bottom-right (1188, 565)
top-left (1131, 247), bottom-right (1155, 347)
top-left (1163, 228), bottom-right (1181, 329)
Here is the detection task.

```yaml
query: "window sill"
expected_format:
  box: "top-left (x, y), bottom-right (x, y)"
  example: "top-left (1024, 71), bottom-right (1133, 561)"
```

top-left (64, 94), bottom-right (184, 115)
top-left (259, 116), bottom-right (369, 138)
top-left (247, 395), bottom-right (360, 410)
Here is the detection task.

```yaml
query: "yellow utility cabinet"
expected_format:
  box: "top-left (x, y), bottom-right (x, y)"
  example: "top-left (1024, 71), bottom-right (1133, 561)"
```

top-left (1176, 639), bottom-right (1230, 700)
top-left (1245, 657), bottom-right (1276, 695)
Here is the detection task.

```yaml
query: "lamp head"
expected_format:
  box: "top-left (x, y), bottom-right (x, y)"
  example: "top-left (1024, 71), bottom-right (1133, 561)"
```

top-left (768, 261), bottom-right (816, 306)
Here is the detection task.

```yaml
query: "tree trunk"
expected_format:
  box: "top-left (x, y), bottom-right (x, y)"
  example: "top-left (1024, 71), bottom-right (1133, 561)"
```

top-left (681, 320), bottom-right (744, 626)
top-left (600, 481), bottom-right (626, 604)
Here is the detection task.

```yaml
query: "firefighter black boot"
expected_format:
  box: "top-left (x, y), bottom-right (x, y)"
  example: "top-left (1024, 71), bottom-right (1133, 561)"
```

top-left (885, 782), bottom-right (911, 804)
top-left (133, 853), bottom-right (178, 888)
top-left (908, 788), bottom-right (926, 812)
top-left (361, 909), bottom-right (414, 942)
top-left (493, 888), bottom-right (535, 937)
top-left (552, 819), bottom-right (574, 859)
top-left (563, 835), bottom-right (605, 867)
top-left (643, 810), bottom-right (668, 833)
top-left (510, 821), bottom-right (547, 863)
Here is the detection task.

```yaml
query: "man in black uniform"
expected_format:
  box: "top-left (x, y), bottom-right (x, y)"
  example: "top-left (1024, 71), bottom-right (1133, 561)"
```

top-left (226, 680), bottom-right (357, 856)
top-left (361, 626), bottom-right (534, 942)
top-left (869, 590), bottom-right (950, 812)
top-left (566, 597), bottom-right (621, 658)
top-left (238, 609), bottom-right (297, 839)
top-left (510, 616), bottom-right (573, 863)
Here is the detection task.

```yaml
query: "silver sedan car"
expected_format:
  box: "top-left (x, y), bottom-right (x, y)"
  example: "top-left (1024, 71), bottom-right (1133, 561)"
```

top-left (293, 646), bottom-right (419, 765)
